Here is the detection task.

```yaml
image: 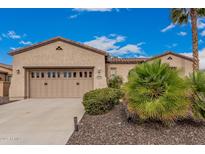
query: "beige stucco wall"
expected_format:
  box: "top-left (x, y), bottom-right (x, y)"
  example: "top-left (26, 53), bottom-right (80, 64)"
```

top-left (107, 54), bottom-right (193, 83)
top-left (106, 63), bottom-right (137, 82)
top-left (0, 81), bottom-right (10, 97)
top-left (9, 41), bottom-right (107, 100)
top-left (150, 54), bottom-right (193, 76)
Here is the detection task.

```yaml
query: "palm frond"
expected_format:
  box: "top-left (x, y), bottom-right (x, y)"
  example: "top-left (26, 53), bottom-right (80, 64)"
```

top-left (124, 60), bottom-right (190, 123)
top-left (171, 8), bottom-right (189, 24)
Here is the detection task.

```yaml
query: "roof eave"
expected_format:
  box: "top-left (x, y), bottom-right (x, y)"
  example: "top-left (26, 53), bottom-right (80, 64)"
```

top-left (145, 51), bottom-right (194, 62)
top-left (8, 37), bottom-right (108, 56)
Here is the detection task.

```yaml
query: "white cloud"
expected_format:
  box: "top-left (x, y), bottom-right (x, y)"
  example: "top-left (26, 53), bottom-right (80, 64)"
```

top-left (109, 44), bottom-right (143, 56)
top-left (69, 8), bottom-right (117, 19)
top-left (84, 34), bottom-right (145, 57)
top-left (69, 14), bottom-right (79, 19)
top-left (197, 18), bottom-right (205, 29)
top-left (10, 47), bottom-right (20, 50)
top-left (166, 43), bottom-right (178, 49)
top-left (199, 39), bottom-right (204, 44)
top-left (72, 8), bottom-right (113, 12)
top-left (177, 31), bottom-right (187, 36)
top-left (161, 23), bottom-right (176, 33)
top-left (19, 40), bottom-right (32, 45)
top-left (200, 30), bottom-right (205, 37)
top-left (2, 31), bottom-right (21, 39)
top-left (84, 35), bottom-right (125, 51)
top-left (181, 48), bottom-right (205, 70)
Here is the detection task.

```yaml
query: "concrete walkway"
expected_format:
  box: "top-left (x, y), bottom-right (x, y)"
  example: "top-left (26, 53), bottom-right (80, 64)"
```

top-left (0, 98), bottom-right (84, 145)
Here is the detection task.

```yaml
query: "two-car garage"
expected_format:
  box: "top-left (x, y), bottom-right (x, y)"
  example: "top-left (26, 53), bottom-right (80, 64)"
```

top-left (9, 37), bottom-right (108, 101)
top-left (28, 68), bottom-right (93, 98)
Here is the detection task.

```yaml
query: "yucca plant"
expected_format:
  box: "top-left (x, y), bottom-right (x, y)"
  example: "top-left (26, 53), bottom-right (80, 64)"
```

top-left (188, 71), bottom-right (205, 119)
top-left (124, 60), bottom-right (190, 124)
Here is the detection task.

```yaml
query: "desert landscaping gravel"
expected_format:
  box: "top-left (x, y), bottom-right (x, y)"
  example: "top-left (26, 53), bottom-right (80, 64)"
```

top-left (67, 104), bottom-right (205, 145)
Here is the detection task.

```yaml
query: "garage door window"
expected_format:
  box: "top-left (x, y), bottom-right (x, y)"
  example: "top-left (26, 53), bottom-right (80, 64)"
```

top-left (64, 72), bottom-right (72, 78)
top-left (31, 72), bottom-right (35, 78)
top-left (48, 72), bottom-right (51, 78)
top-left (68, 72), bottom-right (72, 78)
top-left (64, 72), bottom-right (67, 78)
top-left (41, 72), bottom-right (44, 78)
top-left (36, 72), bottom-right (40, 78)
top-left (79, 72), bottom-right (83, 78)
top-left (52, 72), bottom-right (56, 78)
top-left (57, 72), bottom-right (60, 78)
top-left (73, 72), bottom-right (77, 78)
top-left (84, 72), bottom-right (87, 78)
top-left (89, 72), bottom-right (92, 78)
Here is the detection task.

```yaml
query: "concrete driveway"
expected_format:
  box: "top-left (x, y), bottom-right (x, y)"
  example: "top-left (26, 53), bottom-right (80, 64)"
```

top-left (0, 98), bottom-right (84, 145)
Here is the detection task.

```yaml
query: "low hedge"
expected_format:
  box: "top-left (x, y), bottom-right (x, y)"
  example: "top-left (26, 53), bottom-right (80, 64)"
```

top-left (83, 88), bottom-right (124, 115)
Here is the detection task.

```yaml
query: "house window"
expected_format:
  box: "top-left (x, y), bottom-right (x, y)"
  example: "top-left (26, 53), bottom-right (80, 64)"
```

top-left (110, 67), bottom-right (117, 76)
top-left (7, 75), bottom-right (12, 81)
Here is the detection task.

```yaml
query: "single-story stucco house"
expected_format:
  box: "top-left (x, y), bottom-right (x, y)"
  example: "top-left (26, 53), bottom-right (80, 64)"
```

top-left (8, 37), bottom-right (193, 101)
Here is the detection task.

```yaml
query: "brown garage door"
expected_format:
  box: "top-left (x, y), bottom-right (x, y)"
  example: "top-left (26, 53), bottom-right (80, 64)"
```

top-left (29, 69), bottom-right (93, 98)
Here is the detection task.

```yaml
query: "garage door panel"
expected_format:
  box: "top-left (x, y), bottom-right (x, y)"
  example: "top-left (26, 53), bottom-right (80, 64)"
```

top-left (29, 69), bottom-right (93, 98)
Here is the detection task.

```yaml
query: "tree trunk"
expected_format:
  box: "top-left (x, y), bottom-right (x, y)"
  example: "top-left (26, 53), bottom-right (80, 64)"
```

top-left (190, 8), bottom-right (199, 71)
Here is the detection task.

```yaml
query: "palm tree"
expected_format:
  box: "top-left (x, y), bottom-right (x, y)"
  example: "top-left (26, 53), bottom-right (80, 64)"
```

top-left (171, 8), bottom-right (205, 71)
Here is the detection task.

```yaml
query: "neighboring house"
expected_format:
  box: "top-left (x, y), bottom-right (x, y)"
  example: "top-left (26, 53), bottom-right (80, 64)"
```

top-left (8, 37), bottom-right (193, 100)
top-left (0, 63), bottom-right (12, 81)
top-left (0, 63), bottom-right (12, 97)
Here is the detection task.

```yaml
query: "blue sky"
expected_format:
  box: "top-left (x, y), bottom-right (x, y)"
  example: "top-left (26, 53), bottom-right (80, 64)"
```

top-left (0, 8), bottom-right (205, 68)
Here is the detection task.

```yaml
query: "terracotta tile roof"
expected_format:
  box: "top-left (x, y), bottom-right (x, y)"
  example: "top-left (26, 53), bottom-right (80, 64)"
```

top-left (107, 51), bottom-right (193, 64)
top-left (9, 37), bottom-right (108, 56)
top-left (146, 51), bottom-right (194, 62)
top-left (107, 57), bottom-right (149, 64)
top-left (0, 63), bottom-right (12, 70)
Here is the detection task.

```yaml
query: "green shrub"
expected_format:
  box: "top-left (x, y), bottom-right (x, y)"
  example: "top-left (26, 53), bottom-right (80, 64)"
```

top-left (187, 71), bottom-right (205, 120)
top-left (107, 75), bottom-right (123, 89)
top-left (123, 60), bottom-right (190, 124)
top-left (83, 88), bottom-right (124, 115)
